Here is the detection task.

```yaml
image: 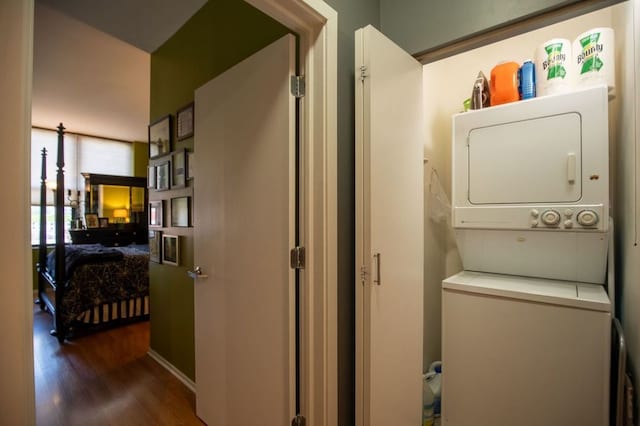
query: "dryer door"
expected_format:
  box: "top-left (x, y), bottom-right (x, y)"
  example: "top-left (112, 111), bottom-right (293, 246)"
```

top-left (468, 112), bottom-right (582, 204)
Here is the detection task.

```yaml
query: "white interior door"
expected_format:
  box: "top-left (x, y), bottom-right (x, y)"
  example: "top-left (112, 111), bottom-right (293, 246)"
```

top-left (193, 34), bottom-right (296, 426)
top-left (355, 25), bottom-right (424, 426)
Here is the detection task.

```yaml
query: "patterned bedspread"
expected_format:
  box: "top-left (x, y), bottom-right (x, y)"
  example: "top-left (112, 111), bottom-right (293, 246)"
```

top-left (47, 244), bottom-right (149, 329)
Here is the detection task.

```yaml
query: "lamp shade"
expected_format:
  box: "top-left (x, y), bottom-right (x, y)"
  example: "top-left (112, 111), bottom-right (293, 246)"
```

top-left (113, 208), bottom-right (128, 218)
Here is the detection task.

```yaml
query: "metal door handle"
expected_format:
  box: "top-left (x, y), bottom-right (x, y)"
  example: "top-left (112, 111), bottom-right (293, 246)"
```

top-left (187, 266), bottom-right (208, 279)
top-left (373, 253), bottom-right (381, 285)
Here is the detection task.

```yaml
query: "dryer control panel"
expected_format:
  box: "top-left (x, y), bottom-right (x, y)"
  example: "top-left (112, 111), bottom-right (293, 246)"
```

top-left (454, 204), bottom-right (606, 232)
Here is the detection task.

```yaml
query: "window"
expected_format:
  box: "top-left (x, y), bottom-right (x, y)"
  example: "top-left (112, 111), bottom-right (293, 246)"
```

top-left (31, 128), bottom-right (134, 245)
top-left (30, 206), bottom-right (72, 244)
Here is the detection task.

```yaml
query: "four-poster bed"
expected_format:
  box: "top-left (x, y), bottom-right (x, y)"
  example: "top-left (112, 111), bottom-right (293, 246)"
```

top-left (36, 124), bottom-right (150, 342)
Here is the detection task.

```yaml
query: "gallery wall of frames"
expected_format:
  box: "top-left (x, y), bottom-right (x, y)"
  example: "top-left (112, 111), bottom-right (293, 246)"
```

top-left (147, 102), bottom-right (194, 266)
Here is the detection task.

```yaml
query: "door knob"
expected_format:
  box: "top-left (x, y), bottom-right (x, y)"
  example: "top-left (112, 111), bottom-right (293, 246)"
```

top-left (187, 266), bottom-right (208, 279)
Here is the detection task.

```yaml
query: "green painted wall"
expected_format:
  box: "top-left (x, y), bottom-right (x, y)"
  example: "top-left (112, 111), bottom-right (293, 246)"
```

top-left (149, 0), bottom-right (289, 381)
top-left (132, 141), bottom-right (147, 178)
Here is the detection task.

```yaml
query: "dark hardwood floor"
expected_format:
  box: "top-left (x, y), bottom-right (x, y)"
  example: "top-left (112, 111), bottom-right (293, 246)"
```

top-left (33, 306), bottom-right (203, 426)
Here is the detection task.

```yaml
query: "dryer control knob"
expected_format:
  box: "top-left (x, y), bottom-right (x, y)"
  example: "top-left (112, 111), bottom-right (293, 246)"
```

top-left (541, 210), bottom-right (561, 226)
top-left (531, 220), bottom-right (539, 228)
top-left (530, 209), bottom-right (540, 218)
top-left (564, 220), bottom-right (573, 228)
top-left (577, 210), bottom-right (599, 227)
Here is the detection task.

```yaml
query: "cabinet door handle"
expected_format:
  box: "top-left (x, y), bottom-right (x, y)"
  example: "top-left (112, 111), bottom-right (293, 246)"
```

top-left (373, 253), bottom-right (381, 285)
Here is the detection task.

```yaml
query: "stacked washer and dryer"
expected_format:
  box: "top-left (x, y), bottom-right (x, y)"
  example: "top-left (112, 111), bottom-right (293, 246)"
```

top-left (442, 85), bottom-right (613, 426)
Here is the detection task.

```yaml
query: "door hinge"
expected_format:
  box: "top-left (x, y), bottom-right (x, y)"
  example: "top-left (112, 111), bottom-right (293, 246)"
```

top-left (359, 264), bottom-right (367, 283)
top-left (291, 415), bottom-right (306, 426)
top-left (290, 246), bottom-right (306, 269)
top-left (290, 75), bottom-right (305, 98)
top-left (359, 65), bottom-right (368, 81)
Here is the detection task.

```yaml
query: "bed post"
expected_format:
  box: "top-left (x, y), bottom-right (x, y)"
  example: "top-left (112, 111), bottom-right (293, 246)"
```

top-left (54, 123), bottom-right (66, 342)
top-left (36, 147), bottom-right (47, 311)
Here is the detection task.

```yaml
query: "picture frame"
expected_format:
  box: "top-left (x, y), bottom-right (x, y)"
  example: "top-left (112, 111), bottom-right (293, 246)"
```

top-left (85, 213), bottom-right (99, 228)
top-left (149, 230), bottom-right (162, 263)
top-left (98, 217), bottom-right (109, 228)
top-left (172, 149), bottom-right (187, 189)
top-left (147, 165), bottom-right (156, 189)
top-left (171, 196), bottom-right (191, 227)
top-left (148, 115), bottom-right (172, 159)
top-left (156, 161), bottom-right (170, 191)
top-left (187, 151), bottom-right (194, 180)
top-left (162, 234), bottom-right (179, 266)
top-left (149, 200), bottom-right (163, 228)
top-left (176, 102), bottom-right (194, 141)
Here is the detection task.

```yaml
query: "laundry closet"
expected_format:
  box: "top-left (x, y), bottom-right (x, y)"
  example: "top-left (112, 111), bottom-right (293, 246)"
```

top-left (355, 3), bottom-right (637, 425)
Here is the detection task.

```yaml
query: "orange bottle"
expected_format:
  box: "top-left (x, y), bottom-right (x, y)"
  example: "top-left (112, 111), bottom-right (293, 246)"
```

top-left (490, 61), bottom-right (520, 106)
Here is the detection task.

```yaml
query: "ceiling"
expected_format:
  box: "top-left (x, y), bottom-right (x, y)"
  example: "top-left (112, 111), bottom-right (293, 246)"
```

top-left (32, 0), bottom-right (207, 142)
top-left (37, 0), bottom-right (207, 53)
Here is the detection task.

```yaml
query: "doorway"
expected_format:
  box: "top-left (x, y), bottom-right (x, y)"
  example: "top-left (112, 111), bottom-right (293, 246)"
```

top-left (2, 0), bottom-right (337, 424)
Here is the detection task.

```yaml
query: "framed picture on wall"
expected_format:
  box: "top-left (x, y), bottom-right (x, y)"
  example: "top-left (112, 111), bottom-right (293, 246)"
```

top-left (172, 149), bottom-right (187, 188)
top-left (187, 151), bottom-right (194, 180)
top-left (176, 102), bottom-right (194, 141)
top-left (85, 213), bottom-right (99, 228)
top-left (149, 230), bottom-right (162, 263)
top-left (147, 166), bottom-right (156, 189)
top-left (171, 196), bottom-right (191, 227)
top-left (162, 234), bottom-right (180, 266)
top-left (149, 201), bottom-right (163, 228)
top-left (156, 161), bottom-right (170, 191)
top-left (148, 115), bottom-right (172, 159)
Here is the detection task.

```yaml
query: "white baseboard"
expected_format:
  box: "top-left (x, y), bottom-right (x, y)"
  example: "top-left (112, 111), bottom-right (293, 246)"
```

top-left (147, 349), bottom-right (196, 392)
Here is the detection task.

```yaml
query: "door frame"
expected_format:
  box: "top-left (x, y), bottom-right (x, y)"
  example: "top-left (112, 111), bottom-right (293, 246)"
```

top-left (2, 0), bottom-right (35, 424)
top-left (244, 1), bottom-right (338, 424)
top-left (11, 0), bottom-right (337, 424)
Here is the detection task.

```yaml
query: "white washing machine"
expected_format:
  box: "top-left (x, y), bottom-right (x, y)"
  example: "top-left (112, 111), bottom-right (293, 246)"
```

top-left (444, 85), bottom-right (613, 425)
top-left (442, 271), bottom-right (611, 426)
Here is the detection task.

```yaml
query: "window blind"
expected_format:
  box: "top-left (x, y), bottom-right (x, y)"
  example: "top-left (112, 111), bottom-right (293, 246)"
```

top-left (30, 128), bottom-right (133, 205)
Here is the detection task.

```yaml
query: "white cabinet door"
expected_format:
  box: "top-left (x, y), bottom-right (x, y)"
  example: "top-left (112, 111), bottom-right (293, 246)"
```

top-left (355, 25), bottom-right (424, 426)
top-left (193, 34), bottom-right (296, 426)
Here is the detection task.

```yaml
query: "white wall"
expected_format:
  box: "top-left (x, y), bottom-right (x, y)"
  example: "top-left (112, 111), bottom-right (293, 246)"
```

top-left (32, 3), bottom-right (150, 142)
top-left (421, 3), bottom-right (634, 373)
top-left (0, 0), bottom-right (35, 424)
top-left (615, 0), bottom-right (640, 421)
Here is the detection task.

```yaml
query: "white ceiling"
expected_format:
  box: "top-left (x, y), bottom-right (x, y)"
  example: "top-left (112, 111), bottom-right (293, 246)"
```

top-left (37, 0), bottom-right (206, 53)
top-left (32, 0), bottom-right (206, 142)
top-left (32, 3), bottom-right (151, 142)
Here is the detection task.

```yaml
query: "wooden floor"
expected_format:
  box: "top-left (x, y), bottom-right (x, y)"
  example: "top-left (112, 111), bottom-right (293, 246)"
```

top-left (33, 306), bottom-right (204, 426)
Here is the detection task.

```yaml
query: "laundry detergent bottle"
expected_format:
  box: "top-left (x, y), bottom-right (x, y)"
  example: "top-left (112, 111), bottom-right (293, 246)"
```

top-left (423, 372), bottom-right (435, 426)
top-left (490, 61), bottom-right (520, 106)
top-left (427, 362), bottom-right (442, 418)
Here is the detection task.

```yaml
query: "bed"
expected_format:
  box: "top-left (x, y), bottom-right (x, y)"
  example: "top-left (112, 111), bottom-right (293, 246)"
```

top-left (36, 124), bottom-right (150, 342)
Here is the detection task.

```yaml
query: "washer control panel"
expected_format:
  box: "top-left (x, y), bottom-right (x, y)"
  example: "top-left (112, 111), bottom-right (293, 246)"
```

top-left (528, 208), bottom-right (600, 229)
top-left (454, 204), bottom-right (606, 231)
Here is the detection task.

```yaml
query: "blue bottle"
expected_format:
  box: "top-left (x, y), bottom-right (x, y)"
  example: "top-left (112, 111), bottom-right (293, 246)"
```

top-left (519, 60), bottom-right (536, 100)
